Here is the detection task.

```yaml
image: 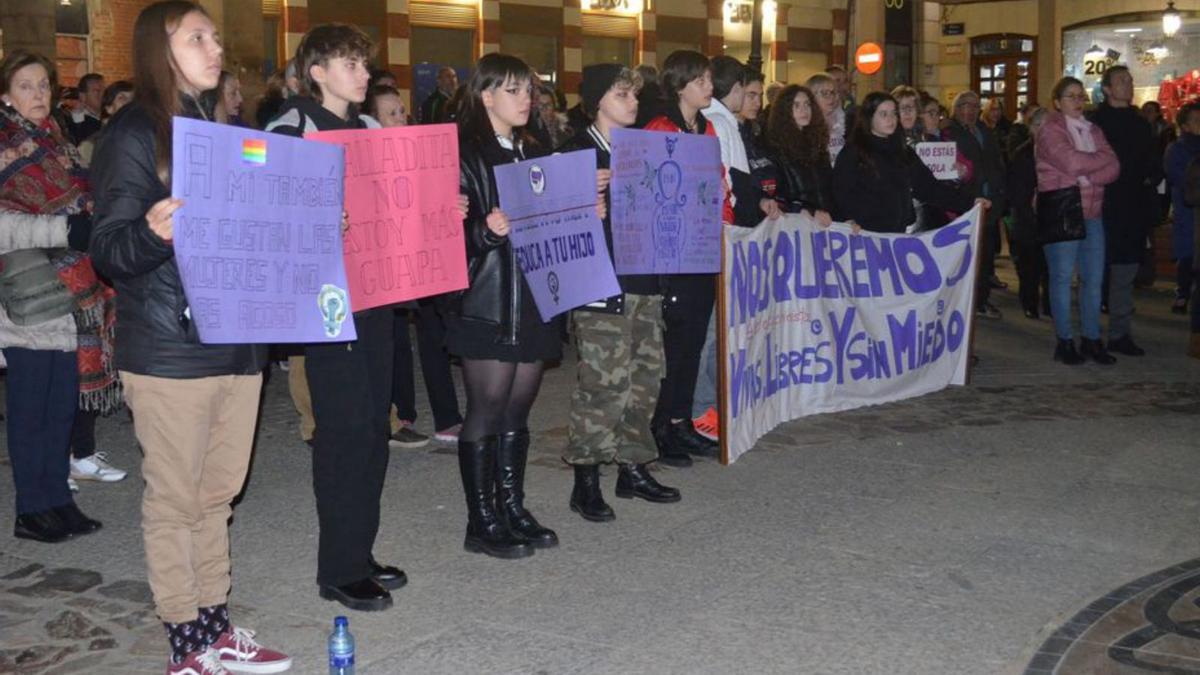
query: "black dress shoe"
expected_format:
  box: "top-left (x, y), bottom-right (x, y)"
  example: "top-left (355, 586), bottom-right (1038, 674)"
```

top-left (51, 503), bottom-right (101, 536)
top-left (652, 422), bottom-right (693, 468)
top-left (1079, 338), bottom-right (1117, 365)
top-left (616, 464), bottom-right (681, 503)
top-left (1053, 338), bottom-right (1084, 365)
top-left (319, 578), bottom-right (393, 611)
top-left (368, 556), bottom-right (407, 590)
top-left (1023, 308), bottom-right (1039, 320)
top-left (1108, 335), bottom-right (1145, 356)
top-left (569, 465), bottom-right (615, 522)
top-left (14, 511), bottom-right (71, 543)
top-left (675, 421), bottom-right (718, 458)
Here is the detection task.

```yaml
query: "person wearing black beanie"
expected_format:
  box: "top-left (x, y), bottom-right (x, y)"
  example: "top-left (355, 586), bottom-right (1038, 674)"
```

top-left (560, 64), bottom-right (681, 522)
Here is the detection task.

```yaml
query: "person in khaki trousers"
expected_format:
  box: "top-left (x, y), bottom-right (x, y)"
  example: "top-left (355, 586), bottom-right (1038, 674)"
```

top-left (89, 2), bottom-right (291, 672)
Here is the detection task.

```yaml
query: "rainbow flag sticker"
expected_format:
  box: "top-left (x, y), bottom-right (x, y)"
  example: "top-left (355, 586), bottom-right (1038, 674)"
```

top-left (242, 138), bottom-right (267, 165)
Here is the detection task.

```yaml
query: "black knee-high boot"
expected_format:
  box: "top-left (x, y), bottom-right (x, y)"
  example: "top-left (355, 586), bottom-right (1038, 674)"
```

top-left (458, 436), bottom-right (533, 559)
top-left (495, 429), bottom-right (558, 549)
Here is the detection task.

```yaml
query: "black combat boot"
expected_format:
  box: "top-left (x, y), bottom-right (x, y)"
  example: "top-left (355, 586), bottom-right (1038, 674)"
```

top-left (495, 429), bottom-right (558, 549)
top-left (616, 463), bottom-right (681, 503)
top-left (651, 420), bottom-right (693, 467)
top-left (458, 437), bottom-right (533, 559)
top-left (569, 465), bottom-right (615, 522)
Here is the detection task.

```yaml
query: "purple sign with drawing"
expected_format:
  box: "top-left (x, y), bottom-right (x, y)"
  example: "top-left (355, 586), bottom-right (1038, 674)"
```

top-left (493, 149), bottom-right (620, 321)
top-left (609, 127), bottom-right (723, 274)
top-left (170, 116), bottom-right (356, 344)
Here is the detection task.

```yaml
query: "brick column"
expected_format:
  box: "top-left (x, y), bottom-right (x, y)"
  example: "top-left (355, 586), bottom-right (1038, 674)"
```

top-left (562, 0), bottom-right (582, 105)
top-left (385, 0), bottom-right (413, 108)
top-left (706, 0), bottom-right (724, 57)
top-left (283, 0), bottom-right (310, 63)
top-left (481, 0), bottom-right (500, 56)
top-left (772, 3), bottom-right (789, 83)
top-left (638, 7), bottom-right (657, 67)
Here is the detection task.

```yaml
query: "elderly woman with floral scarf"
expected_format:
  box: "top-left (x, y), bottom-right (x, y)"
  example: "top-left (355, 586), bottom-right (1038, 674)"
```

top-left (0, 50), bottom-right (118, 543)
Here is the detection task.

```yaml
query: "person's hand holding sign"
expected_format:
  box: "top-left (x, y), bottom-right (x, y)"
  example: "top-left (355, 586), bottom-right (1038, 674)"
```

top-left (146, 197), bottom-right (182, 243)
top-left (486, 207), bottom-right (510, 237)
top-left (341, 211), bottom-right (350, 237)
top-left (456, 194), bottom-right (469, 221)
top-left (596, 169), bottom-right (611, 220)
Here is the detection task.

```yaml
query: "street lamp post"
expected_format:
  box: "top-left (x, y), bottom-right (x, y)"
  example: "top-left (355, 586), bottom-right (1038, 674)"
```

top-left (748, 0), bottom-right (764, 73)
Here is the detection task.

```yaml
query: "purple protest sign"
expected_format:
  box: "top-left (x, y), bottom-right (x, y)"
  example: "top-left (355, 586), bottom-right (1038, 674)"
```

top-left (493, 149), bottom-right (620, 321)
top-left (609, 127), bottom-right (723, 274)
top-left (171, 117), bottom-right (356, 344)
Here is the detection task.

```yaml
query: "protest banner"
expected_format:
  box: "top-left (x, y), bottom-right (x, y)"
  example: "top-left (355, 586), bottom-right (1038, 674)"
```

top-left (493, 149), bottom-right (621, 321)
top-left (307, 124), bottom-right (468, 312)
top-left (718, 205), bottom-right (983, 464)
top-left (915, 142), bottom-right (959, 180)
top-left (609, 127), bottom-right (723, 274)
top-left (171, 117), bottom-right (356, 344)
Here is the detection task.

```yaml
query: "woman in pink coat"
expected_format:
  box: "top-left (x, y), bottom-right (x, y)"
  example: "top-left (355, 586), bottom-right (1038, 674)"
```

top-left (1035, 77), bottom-right (1120, 365)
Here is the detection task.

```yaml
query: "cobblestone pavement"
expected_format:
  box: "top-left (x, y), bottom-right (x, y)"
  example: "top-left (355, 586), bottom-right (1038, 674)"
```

top-left (2, 270), bottom-right (1199, 674)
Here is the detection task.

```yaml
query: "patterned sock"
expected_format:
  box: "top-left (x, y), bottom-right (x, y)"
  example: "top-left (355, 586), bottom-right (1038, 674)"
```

top-left (163, 619), bottom-right (205, 664)
top-left (198, 603), bottom-right (231, 646)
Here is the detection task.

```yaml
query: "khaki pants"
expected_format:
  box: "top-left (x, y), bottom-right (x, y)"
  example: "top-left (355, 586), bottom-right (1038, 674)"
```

top-left (122, 371), bottom-right (262, 623)
top-left (287, 355), bottom-right (315, 441)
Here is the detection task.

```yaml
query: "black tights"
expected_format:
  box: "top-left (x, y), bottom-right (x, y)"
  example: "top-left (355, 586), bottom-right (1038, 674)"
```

top-left (460, 358), bottom-right (545, 443)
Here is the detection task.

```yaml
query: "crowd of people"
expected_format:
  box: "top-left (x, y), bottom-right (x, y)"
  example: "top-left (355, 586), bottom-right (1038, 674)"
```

top-left (2, 0), bottom-right (1200, 672)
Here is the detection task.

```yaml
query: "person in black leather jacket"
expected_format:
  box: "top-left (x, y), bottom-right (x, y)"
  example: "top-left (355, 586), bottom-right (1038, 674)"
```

top-left (446, 53), bottom-right (562, 561)
top-left (89, 3), bottom-right (290, 672)
top-left (766, 84), bottom-right (834, 224)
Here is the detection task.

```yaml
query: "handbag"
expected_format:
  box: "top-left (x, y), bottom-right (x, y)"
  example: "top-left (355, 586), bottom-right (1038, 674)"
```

top-left (0, 248), bottom-right (76, 326)
top-left (1035, 186), bottom-right (1086, 244)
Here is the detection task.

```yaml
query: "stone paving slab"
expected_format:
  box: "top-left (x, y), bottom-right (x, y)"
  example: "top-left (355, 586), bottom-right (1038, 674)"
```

top-left (2, 274), bottom-right (1199, 673)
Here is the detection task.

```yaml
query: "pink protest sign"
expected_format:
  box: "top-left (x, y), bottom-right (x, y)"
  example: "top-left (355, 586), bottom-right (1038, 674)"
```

top-left (307, 124), bottom-right (467, 312)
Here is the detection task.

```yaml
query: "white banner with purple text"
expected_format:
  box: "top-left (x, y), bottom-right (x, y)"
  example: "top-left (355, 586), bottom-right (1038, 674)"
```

top-left (721, 205), bottom-right (982, 463)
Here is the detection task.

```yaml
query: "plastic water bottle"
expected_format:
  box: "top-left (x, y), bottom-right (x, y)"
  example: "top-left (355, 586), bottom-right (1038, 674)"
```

top-left (328, 616), bottom-right (355, 674)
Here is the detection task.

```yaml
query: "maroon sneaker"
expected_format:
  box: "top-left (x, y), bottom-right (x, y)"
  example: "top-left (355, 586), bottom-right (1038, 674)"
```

top-left (166, 648), bottom-right (229, 674)
top-left (210, 627), bottom-right (292, 673)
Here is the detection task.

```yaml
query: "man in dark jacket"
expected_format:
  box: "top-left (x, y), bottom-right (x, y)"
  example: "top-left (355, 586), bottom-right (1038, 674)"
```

top-left (418, 66), bottom-right (457, 124)
top-left (1090, 66), bottom-right (1156, 356)
top-left (944, 91), bottom-right (1007, 318)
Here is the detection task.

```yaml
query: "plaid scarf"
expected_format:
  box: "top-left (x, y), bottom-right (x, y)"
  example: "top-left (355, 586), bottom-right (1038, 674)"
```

top-left (0, 106), bottom-right (120, 414)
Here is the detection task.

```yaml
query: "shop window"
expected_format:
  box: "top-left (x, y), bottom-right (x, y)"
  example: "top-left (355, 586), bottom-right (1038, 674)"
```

top-left (500, 33), bottom-right (558, 83)
top-left (411, 26), bottom-right (476, 72)
top-left (583, 37), bottom-right (635, 67)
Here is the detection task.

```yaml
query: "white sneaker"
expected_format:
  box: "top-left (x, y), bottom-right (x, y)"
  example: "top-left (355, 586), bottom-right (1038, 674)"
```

top-left (68, 477), bottom-right (79, 493)
top-left (70, 452), bottom-right (127, 482)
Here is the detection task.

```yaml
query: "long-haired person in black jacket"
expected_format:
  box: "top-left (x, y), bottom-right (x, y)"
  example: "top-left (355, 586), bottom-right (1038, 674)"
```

top-left (832, 91), bottom-right (980, 233)
top-left (448, 53), bottom-right (560, 559)
top-left (89, 2), bottom-right (291, 672)
top-left (766, 84), bottom-right (834, 225)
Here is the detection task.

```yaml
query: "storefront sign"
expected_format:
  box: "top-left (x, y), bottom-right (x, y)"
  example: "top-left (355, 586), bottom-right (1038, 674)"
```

top-left (943, 23), bottom-right (965, 36)
top-left (855, 42), bottom-right (884, 75)
top-left (586, 0), bottom-right (643, 14)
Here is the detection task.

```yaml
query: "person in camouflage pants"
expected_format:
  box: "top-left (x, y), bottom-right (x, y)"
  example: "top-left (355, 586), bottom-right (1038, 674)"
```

top-left (559, 64), bottom-right (683, 521)
top-left (566, 295), bottom-right (663, 467)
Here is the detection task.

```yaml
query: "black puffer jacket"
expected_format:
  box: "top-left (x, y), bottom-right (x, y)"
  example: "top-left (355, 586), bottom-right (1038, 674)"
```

top-left (90, 97), bottom-right (267, 378)
top-left (448, 134), bottom-right (546, 345)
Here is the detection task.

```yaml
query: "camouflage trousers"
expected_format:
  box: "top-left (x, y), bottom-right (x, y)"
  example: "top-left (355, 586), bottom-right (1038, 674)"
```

top-left (564, 294), bottom-right (664, 465)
